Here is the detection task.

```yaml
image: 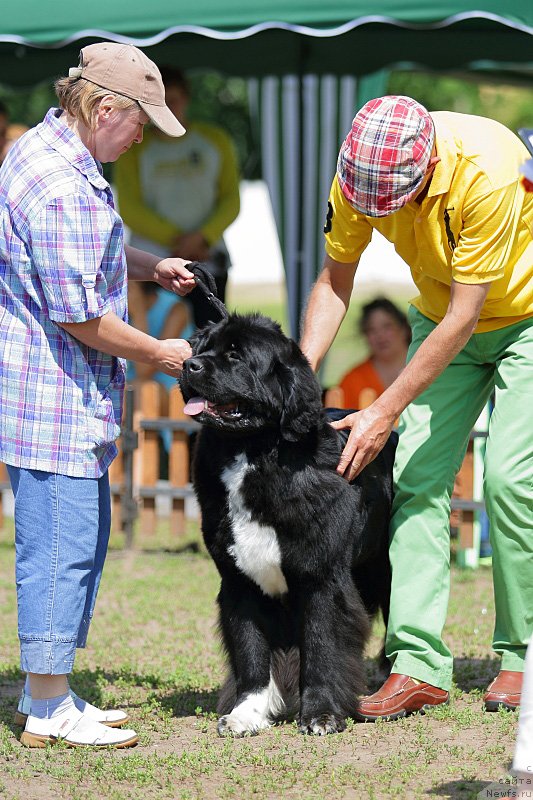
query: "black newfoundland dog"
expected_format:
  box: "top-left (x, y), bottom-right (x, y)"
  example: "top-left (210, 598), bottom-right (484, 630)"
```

top-left (180, 313), bottom-right (396, 736)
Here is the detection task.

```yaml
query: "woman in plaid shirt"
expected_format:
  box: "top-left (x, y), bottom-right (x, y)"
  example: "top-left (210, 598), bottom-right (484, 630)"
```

top-left (0, 43), bottom-right (196, 748)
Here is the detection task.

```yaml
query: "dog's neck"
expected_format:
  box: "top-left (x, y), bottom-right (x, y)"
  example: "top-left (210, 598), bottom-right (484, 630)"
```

top-left (199, 413), bottom-right (339, 470)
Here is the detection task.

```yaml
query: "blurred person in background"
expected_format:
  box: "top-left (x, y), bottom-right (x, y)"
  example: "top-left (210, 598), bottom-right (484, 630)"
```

top-left (338, 297), bottom-right (411, 409)
top-left (115, 66), bottom-right (240, 328)
top-left (1, 121), bottom-right (30, 161)
top-left (333, 296), bottom-right (466, 531)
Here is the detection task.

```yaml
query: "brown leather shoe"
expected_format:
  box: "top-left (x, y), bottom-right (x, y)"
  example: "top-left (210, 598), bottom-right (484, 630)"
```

top-left (356, 673), bottom-right (449, 721)
top-left (483, 670), bottom-right (523, 711)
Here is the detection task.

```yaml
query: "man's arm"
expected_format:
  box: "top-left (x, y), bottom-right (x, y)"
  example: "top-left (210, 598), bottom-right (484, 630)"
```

top-left (300, 254), bottom-right (359, 370)
top-left (125, 244), bottom-right (196, 295)
top-left (334, 279), bottom-right (492, 480)
top-left (58, 311), bottom-right (192, 377)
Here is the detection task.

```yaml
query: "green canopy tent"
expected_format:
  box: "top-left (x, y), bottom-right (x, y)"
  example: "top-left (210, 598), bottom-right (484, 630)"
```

top-left (1, 1), bottom-right (532, 335)
top-left (2, 2), bottom-right (533, 82)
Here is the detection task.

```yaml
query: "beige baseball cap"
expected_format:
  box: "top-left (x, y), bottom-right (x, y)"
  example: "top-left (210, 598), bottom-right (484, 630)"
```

top-left (69, 42), bottom-right (186, 137)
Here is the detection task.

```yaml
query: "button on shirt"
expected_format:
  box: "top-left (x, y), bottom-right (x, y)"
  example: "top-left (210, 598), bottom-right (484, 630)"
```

top-left (0, 108), bottom-right (128, 477)
top-left (325, 111), bottom-right (533, 333)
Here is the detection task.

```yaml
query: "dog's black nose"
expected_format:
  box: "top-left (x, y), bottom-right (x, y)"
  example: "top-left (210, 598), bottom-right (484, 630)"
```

top-left (184, 357), bottom-right (204, 374)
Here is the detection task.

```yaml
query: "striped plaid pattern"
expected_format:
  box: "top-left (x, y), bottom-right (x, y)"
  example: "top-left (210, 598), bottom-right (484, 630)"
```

top-left (0, 108), bottom-right (128, 477)
top-left (337, 95), bottom-right (435, 218)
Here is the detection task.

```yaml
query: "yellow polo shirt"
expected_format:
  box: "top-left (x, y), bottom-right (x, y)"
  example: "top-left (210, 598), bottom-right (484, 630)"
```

top-left (325, 111), bottom-right (533, 332)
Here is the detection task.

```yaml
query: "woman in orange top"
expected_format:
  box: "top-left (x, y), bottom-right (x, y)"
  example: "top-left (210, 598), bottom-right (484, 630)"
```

top-left (339, 297), bottom-right (411, 409)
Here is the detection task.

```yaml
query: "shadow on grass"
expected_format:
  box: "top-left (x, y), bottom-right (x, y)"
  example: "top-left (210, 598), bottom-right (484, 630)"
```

top-left (0, 540), bottom-right (14, 552)
top-left (453, 657), bottom-right (500, 693)
top-left (0, 654), bottom-right (504, 735)
top-left (429, 779), bottom-right (491, 798)
top-left (0, 664), bottom-right (221, 736)
top-left (107, 540), bottom-right (206, 557)
top-left (157, 688), bottom-right (219, 718)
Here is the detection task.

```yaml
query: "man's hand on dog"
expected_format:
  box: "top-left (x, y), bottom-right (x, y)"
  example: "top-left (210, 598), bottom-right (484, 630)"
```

top-left (331, 403), bottom-right (396, 480)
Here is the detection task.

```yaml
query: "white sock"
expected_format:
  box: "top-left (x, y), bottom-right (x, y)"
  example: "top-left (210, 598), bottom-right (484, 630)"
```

top-left (30, 692), bottom-right (75, 721)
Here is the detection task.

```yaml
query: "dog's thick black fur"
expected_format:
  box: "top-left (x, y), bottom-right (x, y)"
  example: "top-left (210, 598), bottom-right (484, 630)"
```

top-left (180, 313), bottom-right (397, 736)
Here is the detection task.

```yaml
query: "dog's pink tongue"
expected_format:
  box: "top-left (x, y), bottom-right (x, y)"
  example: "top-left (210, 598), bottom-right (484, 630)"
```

top-left (183, 397), bottom-right (206, 416)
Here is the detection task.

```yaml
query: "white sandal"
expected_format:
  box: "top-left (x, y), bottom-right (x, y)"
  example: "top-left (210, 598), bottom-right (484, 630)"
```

top-left (15, 688), bottom-right (130, 728)
top-left (20, 709), bottom-right (138, 749)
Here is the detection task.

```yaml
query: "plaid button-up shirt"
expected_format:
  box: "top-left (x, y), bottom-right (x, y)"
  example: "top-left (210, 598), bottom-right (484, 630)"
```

top-left (0, 108), bottom-right (128, 477)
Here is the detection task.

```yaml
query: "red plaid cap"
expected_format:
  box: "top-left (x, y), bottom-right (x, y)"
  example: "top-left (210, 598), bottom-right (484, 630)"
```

top-left (337, 95), bottom-right (435, 217)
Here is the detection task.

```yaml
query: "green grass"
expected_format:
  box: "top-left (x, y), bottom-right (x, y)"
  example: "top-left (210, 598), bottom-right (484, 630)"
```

top-left (0, 516), bottom-right (518, 800)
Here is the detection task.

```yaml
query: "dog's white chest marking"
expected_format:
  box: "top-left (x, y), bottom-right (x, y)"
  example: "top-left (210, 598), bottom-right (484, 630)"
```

top-left (221, 454), bottom-right (288, 597)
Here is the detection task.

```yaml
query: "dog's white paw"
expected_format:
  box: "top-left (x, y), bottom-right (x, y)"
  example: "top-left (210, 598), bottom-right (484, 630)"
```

top-left (216, 689), bottom-right (277, 737)
top-left (298, 714), bottom-right (346, 736)
top-left (217, 680), bottom-right (285, 737)
top-left (217, 712), bottom-right (272, 738)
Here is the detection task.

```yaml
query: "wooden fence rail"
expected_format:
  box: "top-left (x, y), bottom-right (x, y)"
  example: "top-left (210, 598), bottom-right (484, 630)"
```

top-left (0, 383), bottom-right (490, 565)
top-left (109, 382), bottom-right (200, 542)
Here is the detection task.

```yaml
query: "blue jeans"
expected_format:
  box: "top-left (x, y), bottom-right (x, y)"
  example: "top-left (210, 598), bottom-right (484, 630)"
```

top-left (7, 467), bottom-right (111, 674)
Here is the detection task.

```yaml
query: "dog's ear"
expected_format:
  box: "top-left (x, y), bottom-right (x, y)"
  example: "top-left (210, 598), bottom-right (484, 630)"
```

top-left (277, 341), bottom-right (323, 441)
top-left (187, 330), bottom-right (201, 354)
top-left (187, 323), bottom-right (216, 355)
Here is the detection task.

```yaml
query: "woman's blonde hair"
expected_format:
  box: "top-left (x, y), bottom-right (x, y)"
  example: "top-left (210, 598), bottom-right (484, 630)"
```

top-left (54, 76), bottom-right (138, 129)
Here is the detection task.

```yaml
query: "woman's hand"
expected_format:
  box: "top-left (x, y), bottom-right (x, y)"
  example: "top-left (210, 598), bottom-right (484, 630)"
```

top-left (155, 338), bottom-right (193, 377)
top-left (154, 258), bottom-right (196, 295)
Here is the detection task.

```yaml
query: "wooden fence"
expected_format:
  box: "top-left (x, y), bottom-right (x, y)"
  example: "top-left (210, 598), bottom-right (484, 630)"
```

top-left (108, 382), bottom-right (199, 544)
top-left (0, 382), bottom-right (489, 565)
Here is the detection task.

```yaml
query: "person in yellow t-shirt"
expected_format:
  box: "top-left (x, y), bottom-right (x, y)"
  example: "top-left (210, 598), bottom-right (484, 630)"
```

top-left (114, 66), bottom-right (240, 328)
top-left (301, 95), bottom-right (533, 722)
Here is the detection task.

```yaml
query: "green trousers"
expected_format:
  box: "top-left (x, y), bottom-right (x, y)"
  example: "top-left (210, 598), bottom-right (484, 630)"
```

top-left (387, 308), bottom-right (533, 691)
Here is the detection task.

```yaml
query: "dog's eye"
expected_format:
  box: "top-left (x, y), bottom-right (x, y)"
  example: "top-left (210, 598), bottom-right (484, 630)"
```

top-left (227, 348), bottom-right (240, 361)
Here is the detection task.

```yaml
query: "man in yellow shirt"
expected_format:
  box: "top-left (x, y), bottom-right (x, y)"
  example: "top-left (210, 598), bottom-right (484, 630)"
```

top-left (301, 95), bottom-right (533, 720)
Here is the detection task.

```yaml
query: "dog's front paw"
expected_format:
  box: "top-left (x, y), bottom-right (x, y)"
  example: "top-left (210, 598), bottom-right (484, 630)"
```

top-left (217, 713), bottom-right (271, 738)
top-left (298, 714), bottom-right (346, 736)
